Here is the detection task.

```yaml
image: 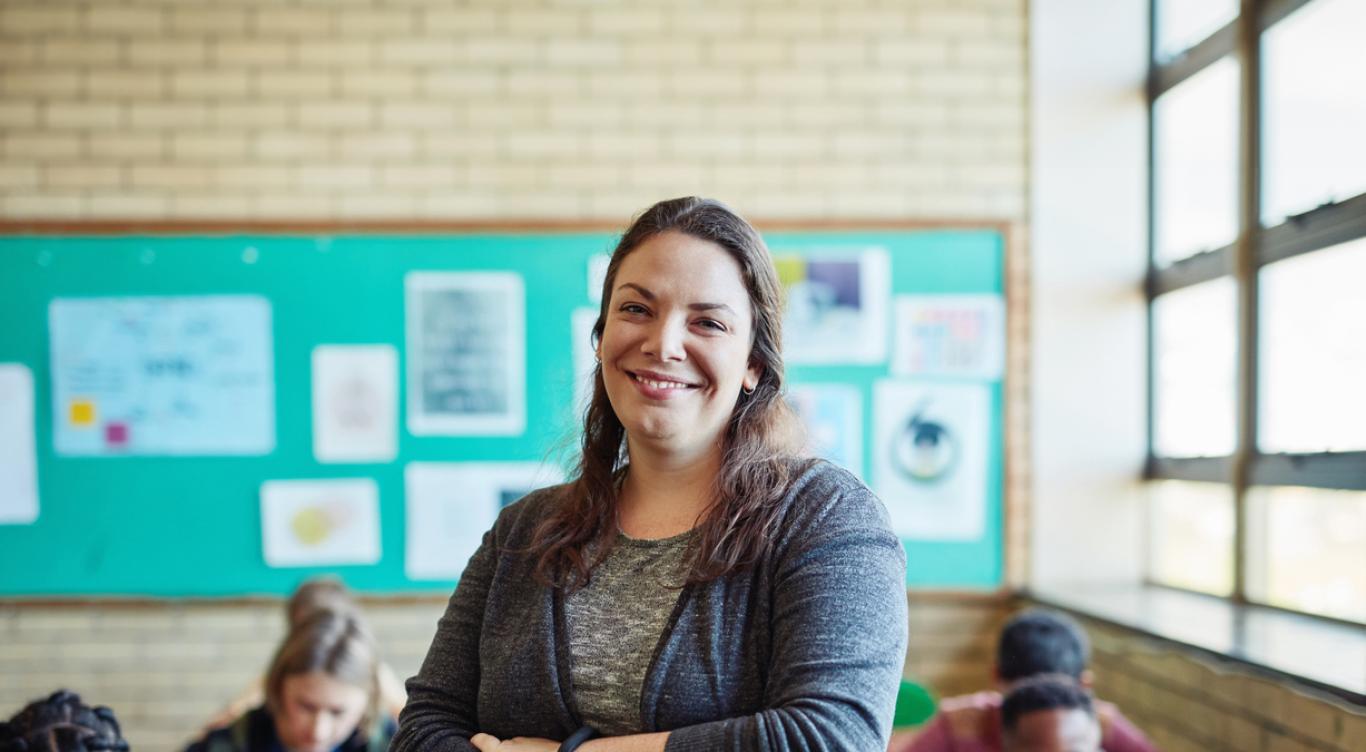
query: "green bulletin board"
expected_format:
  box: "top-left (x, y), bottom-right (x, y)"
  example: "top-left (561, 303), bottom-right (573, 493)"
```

top-left (0, 229), bottom-right (1004, 596)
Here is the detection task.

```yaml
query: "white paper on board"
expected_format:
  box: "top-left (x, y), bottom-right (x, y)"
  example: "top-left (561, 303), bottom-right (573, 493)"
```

top-left (261, 479), bottom-right (381, 567)
top-left (313, 345), bottom-right (398, 463)
top-left (787, 383), bottom-right (863, 479)
top-left (891, 294), bottom-right (1005, 379)
top-left (48, 295), bottom-right (275, 456)
top-left (405, 272), bottom-right (525, 436)
top-left (571, 307), bottom-right (598, 421)
top-left (872, 380), bottom-right (990, 541)
top-left (777, 247), bottom-right (891, 365)
top-left (0, 364), bottom-right (39, 524)
top-left (405, 461), bottom-right (563, 581)
top-left (587, 254), bottom-right (610, 302)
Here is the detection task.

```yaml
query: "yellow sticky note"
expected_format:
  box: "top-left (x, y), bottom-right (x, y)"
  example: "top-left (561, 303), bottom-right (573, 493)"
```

top-left (69, 399), bottom-right (96, 427)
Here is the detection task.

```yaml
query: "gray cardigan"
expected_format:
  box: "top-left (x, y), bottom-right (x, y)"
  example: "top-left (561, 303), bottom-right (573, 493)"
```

top-left (392, 460), bottom-right (909, 752)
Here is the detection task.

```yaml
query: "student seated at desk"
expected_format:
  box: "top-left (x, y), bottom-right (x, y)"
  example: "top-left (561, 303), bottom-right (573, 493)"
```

top-left (205, 577), bottom-right (405, 732)
top-left (1, 690), bottom-right (129, 752)
top-left (185, 610), bottom-right (395, 752)
top-left (1000, 677), bottom-right (1101, 752)
top-left (890, 610), bottom-right (1153, 752)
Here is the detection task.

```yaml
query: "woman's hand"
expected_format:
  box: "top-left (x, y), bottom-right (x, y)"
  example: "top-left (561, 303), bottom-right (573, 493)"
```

top-left (469, 733), bottom-right (559, 752)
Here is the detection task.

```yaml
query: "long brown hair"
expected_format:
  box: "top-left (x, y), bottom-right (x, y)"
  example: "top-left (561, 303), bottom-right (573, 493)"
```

top-left (530, 196), bottom-right (808, 590)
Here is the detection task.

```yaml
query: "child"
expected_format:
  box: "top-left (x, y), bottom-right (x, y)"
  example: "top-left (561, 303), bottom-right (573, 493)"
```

top-left (891, 609), bottom-right (1153, 752)
top-left (185, 610), bottom-right (394, 752)
top-left (1, 690), bottom-right (129, 752)
top-left (1001, 676), bottom-right (1102, 752)
top-left (203, 578), bottom-right (406, 731)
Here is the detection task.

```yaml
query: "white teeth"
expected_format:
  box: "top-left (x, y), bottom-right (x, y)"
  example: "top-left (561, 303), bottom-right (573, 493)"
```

top-left (636, 374), bottom-right (690, 390)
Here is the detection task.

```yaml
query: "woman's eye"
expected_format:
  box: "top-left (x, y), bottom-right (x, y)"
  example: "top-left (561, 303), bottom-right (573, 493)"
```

top-left (696, 319), bottom-right (725, 332)
top-left (620, 303), bottom-right (648, 315)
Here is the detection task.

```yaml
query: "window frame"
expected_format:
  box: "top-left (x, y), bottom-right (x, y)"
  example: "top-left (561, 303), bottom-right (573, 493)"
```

top-left (1144, 0), bottom-right (1366, 621)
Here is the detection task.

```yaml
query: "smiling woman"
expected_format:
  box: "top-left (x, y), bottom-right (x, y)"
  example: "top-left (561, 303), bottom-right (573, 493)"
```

top-left (392, 197), bottom-right (908, 752)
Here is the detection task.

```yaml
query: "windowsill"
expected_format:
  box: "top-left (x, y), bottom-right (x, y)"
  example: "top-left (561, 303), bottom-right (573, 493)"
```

top-left (1026, 583), bottom-right (1366, 705)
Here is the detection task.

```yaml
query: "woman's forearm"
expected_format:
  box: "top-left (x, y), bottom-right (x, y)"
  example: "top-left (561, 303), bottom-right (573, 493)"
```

top-left (580, 731), bottom-right (669, 752)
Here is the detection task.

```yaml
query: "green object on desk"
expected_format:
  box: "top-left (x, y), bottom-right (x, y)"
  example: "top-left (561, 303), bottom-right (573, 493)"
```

top-left (892, 679), bottom-right (936, 727)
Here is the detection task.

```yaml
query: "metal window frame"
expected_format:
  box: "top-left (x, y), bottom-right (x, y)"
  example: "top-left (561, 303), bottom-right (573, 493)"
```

top-left (1145, 0), bottom-right (1366, 621)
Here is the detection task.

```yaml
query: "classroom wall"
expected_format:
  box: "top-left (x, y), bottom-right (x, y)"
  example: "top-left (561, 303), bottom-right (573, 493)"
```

top-left (0, 0), bottom-right (1026, 222)
top-left (0, 594), bottom-right (1014, 751)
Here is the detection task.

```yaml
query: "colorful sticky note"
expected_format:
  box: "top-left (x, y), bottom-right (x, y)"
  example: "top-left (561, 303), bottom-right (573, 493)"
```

top-left (69, 399), bottom-right (96, 427)
top-left (105, 422), bottom-right (129, 446)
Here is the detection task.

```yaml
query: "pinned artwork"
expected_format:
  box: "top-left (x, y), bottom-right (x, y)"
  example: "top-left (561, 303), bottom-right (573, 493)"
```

top-left (787, 383), bottom-right (863, 478)
top-left (261, 479), bottom-right (381, 567)
top-left (774, 247), bottom-right (890, 364)
top-left (405, 461), bottom-right (563, 581)
top-left (49, 296), bottom-right (275, 456)
top-left (312, 345), bottom-right (398, 463)
top-left (406, 272), bottom-right (525, 436)
top-left (0, 364), bottom-right (38, 524)
top-left (873, 380), bottom-right (991, 541)
top-left (891, 294), bottom-right (1005, 379)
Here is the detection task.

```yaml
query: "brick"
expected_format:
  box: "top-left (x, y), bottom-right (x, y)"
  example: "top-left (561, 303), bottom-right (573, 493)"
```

top-left (757, 9), bottom-right (827, 35)
top-left (507, 70), bottom-right (582, 97)
top-left (418, 193), bottom-right (501, 219)
top-left (545, 39), bottom-right (622, 66)
top-left (252, 7), bottom-right (334, 35)
top-left (833, 9), bottom-right (910, 34)
top-left (214, 166), bottom-right (293, 190)
top-left (790, 40), bottom-right (868, 66)
top-left (0, 194), bottom-right (84, 218)
top-left (422, 8), bottom-right (500, 34)
top-left (754, 70), bottom-right (830, 96)
top-left (0, 165), bottom-right (40, 189)
top-left (129, 166), bottom-right (214, 191)
top-left (251, 193), bottom-right (334, 218)
top-left (170, 7), bottom-right (248, 35)
top-left (214, 39), bottom-right (295, 67)
top-left (255, 131), bottom-right (332, 159)
top-left (505, 9), bottom-right (584, 34)
top-left (379, 102), bottom-right (460, 129)
top-left (86, 70), bottom-right (166, 99)
top-left (172, 193), bottom-right (253, 218)
top-left (504, 131), bottom-right (581, 159)
top-left (463, 38), bottom-right (540, 65)
top-left (297, 165), bottom-right (374, 191)
top-left (256, 71), bottom-right (333, 99)
top-left (44, 165), bottom-right (122, 190)
top-left (297, 41), bottom-right (374, 67)
top-left (337, 132), bottom-right (418, 160)
top-left (212, 103), bottom-right (291, 128)
top-left (172, 132), bottom-right (250, 161)
top-left (86, 6), bottom-right (166, 34)
top-left (874, 39), bottom-right (951, 66)
top-left (339, 69), bottom-right (417, 97)
top-left (379, 165), bottom-right (459, 189)
top-left (377, 38), bottom-right (463, 66)
top-left (0, 5), bottom-right (81, 34)
top-left (337, 193), bottom-right (418, 218)
top-left (297, 101), bottom-right (374, 129)
top-left (0, 39), bottom-right (39, 65)
top-left (85, 194), bottom-right (169, 218)
top-left (87, 132), bottom-right (164, 159)
top-left (0, 102), bottom-right (39, 128)
top-left (709, 39), bottom-right (787, 65)
top-left (1, 69), bottom-right (82, 97)
top-left (42, 38), bottom-right (122, 66)
top-left (668, 69), bottom-right (747, 97)
top-left (666, 7), bottom-right (748, 35)
top-left (129, 103), bottom-right (210, 129)
top-left (423, 70), bottom-right (501, 97)
top-left (622, 39), bottom-right (702, 66)
top-left (126, 40), bottom-right (208, 67)
top-left (4, 132), bottom-right (82, 160)
top-left (464, 102), bottom-right (542, 129)
top-left (43, 102), bottom-right (122, 130)
top-left (336, 9), bottom-right (414, 36)
top-left (587, 8), bottom-right (664, 35)
top-left (171, 70), bottom-right (251, 98)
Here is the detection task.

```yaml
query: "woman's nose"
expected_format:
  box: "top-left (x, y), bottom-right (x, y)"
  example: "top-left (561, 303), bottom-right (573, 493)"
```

top-left (643, 316), bottom-right (687, 361)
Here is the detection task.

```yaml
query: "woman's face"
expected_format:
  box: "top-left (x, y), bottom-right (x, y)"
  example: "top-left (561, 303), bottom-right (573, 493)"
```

top-left (276, 671), bottom-right (368, 752)
top-left (598, 231), bottom-right (760, 459)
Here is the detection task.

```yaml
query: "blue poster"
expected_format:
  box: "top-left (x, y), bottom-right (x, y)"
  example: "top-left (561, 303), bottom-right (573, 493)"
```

top-left (49, 295), bottom-right (275, 456)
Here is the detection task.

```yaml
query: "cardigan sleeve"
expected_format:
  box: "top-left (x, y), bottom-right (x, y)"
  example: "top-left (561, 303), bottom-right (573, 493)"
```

top-left (389, 524), bottom-right (500, 752)
top-left (665, 469), bottom-right (909, 752)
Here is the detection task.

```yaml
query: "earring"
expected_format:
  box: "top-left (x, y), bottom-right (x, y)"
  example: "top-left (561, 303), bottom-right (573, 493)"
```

top-left (742, 384), bottom-right (756, 396)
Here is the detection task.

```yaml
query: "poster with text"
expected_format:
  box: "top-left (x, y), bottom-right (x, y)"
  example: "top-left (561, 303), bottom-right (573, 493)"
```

top-left (872, 380), bottom-right (990, 541)
top-left (312, 345), bottom-right (398, 463)
top-left (891, 294), bottom-right (1005, 379)
top-left (406, 272), bottom-right (525, 436)
top-left (405, 461), bottom-right (563, 581)
top-left (49, 295), bottom-right (274, 456)
top-left (261, 478), bottom-right (381, 567)
top-left (0, 364), bottom-right (38, 524)
top-left (774, 247), bottom-right (890, 364)
top-left (787, 383), bottom-right (863, 478)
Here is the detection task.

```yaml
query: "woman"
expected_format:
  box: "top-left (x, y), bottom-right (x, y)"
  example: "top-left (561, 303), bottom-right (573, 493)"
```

top-left (393, 197), bottom-right (908, 752)
top-left (186, 610), bottom-right (395, 752)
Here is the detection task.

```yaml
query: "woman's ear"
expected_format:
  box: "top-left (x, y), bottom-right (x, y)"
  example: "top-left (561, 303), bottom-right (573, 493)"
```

top-left (743, 363), bottom-right (762, 393)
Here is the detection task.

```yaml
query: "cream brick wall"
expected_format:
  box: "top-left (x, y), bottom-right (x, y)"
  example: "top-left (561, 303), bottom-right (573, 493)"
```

top-left (0, 0), bottom-right (1027, 222)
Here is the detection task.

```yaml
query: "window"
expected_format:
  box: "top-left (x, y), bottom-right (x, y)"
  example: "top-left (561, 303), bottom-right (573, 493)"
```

top-left (1146, 0), bottom-right (1366, 624)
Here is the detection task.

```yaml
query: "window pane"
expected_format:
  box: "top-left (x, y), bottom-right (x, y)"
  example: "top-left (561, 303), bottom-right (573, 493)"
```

top-left (1247, 486), bottom-right (1366, 623)
top-left (1259, 238), bottom-right (1366, 453)
top-left (1154, 278), bottom-right (1237, 457)
top-left (1261, 0), bottom-right (1366, 225)
top-left (1148, 480), bottom-right (1234, 596)
top-left (1156, 0), bottom-right (1237, 61)
top-left (1154, 57), bottom-right (1240, 266)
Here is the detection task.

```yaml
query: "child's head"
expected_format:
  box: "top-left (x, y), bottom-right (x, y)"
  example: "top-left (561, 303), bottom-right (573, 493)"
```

top-left (285, 576), bottom-right (357, 629)
top-left (996, 609), bottom-right (1090, 685)
top-left (0, 690), bottom-right (129, 752)
top-left (1001, 676), bottom-right (1101, 752)
top-left (264, 611), bottom-right (380, 752)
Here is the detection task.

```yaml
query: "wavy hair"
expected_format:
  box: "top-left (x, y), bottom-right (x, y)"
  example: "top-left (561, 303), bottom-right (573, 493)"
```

top-left (530, 196), bottom-right (809, 590)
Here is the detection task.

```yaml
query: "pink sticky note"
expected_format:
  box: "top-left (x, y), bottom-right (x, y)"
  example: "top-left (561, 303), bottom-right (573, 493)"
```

top-left (105, 422), bottom-right (129, 447)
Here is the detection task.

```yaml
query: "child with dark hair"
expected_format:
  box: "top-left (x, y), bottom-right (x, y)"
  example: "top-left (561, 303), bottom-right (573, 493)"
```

top-left (892, 609), bottom-right (1153, 752)
top-left (1001, 676), bottom-right (1101, 752)
top-left (1, 690), bottom-right (130, 752)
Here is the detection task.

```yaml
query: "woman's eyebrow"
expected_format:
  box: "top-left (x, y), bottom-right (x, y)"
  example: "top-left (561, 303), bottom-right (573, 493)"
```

top-left (616, 282), bottom-right (735, 315)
